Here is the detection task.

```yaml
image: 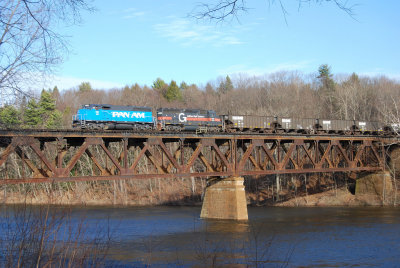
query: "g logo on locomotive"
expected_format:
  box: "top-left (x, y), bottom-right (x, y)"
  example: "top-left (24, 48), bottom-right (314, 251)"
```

top-left (178, 113), bottom-right (187, 122)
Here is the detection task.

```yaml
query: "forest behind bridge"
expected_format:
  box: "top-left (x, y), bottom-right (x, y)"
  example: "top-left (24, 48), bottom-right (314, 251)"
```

top-left (0, 65), bottom-right (400, 130)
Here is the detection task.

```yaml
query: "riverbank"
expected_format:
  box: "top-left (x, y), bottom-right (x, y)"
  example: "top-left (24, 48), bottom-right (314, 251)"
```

top-left (0, 178), bottom-right (205, 206)
top-left (276, 187), bottom-right (397, 206)
top-left (1, 179), bottom-right (398, 207)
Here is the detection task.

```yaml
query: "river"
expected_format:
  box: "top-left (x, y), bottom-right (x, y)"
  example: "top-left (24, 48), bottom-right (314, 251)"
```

top-left (1, 205), bottom-right (400, 267)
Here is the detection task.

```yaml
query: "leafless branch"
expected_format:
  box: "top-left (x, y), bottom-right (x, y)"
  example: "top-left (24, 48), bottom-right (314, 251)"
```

top-left (191, 0), bottom-right (357, 22)
top-left (191, 0), bottom-right (248, 21)
top-left (0, 0), bottom-right (92, 103)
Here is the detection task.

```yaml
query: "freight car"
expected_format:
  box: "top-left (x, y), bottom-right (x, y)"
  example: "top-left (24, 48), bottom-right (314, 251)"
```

top-left (312, 118), bottom-right (384, 134)
top-left (157, 108), bottom-right (222, 132)
top-left (222, 115), bottom-right (274, 132)
top-left (72, 104), bottom-right (154, 130)
top-left (290, 118), bottom-right (384, 135)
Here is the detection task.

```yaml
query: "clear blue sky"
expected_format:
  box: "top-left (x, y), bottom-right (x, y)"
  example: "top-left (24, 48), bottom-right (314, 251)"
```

top-left (48, 0), bottom-right (400, 90)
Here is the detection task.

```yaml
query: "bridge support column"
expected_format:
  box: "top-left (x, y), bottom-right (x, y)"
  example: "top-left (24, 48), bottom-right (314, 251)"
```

top-left (200, 177), bottom-right (248, 220)
top-left (355, 171), bottom-right (393, 198)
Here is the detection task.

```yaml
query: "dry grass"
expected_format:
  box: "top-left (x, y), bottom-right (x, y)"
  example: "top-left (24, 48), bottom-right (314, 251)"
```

top-left (0, 177), bottom-right (205, 206)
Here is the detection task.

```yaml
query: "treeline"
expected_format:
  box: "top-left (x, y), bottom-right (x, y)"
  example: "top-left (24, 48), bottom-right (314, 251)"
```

top-left (0, 89), bottom-right (62, 129)
top-left (1, 64), bottom-right (400, 128)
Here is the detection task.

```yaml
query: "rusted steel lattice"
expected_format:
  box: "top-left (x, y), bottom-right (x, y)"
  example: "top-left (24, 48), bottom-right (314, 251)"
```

top-left (0, 130), bottom-right (386, 184)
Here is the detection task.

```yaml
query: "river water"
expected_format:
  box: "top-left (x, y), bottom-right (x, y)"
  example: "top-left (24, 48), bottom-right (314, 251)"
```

top-left (1, 205), bottom-right (400, 267)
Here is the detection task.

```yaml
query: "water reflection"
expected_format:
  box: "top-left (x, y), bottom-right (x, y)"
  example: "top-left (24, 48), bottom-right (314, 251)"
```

top-left (1, 205), bottom-right (400, 267)
top-left (203, 219), bottom-right (249, 233)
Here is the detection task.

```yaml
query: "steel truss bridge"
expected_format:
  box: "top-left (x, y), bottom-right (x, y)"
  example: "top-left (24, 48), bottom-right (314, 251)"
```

top-left (0, 129), bottom-right (390, 185)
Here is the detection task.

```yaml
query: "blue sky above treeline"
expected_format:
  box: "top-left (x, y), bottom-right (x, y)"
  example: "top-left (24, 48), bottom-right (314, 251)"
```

top-left (44, 0), bottom-right (400, 90)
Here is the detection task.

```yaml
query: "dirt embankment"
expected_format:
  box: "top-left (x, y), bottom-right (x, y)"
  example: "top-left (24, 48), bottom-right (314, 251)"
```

top-left (0, 178), bottom-right (205, 206)
top-left (1, 183), bottom-right (398, 207)
top-left (245, 173), bottom-right (399, 207)
top-left (274, 188), bottom-right (393, 207)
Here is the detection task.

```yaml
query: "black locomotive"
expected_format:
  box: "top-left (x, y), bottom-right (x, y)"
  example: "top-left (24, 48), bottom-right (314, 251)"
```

top-left (157, 108), bottom-right (222, 133)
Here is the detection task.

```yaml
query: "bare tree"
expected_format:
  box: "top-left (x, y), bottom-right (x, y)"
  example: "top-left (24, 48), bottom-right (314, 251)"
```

top-left (0, 0), bottom-right (91, 103)
top-left (191, 0), bottom-right (356, 22)
top-left (376, 79), bottom-right (400, 134)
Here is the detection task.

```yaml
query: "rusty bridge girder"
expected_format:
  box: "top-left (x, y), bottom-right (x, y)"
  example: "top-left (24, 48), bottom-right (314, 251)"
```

top-left (0, 130), bottom-right (389, 185)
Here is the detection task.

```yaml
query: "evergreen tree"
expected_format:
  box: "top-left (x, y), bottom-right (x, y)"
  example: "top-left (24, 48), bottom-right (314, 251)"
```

top-left (23, 90), bottom-right (62, 129)
top-left (152, 78), bottom-right (168, 96)
top-left (225, 75), bottom-right (234, 92)
top-left (317, 64), bottom-right (335, 90)
top-left (180, 81), bottom-right (188, 90)
top-left (24, 99), bottom-right (41, 127)
top-left (78, 82), bottom-right (92, 92)
top-left (152, 78), bottom-right (167, 90)
top-left (39, 89), bottom-right (56, 112)
top-left (0, 105), bottom-right (21, 128)
top-left (39, 90), bottom-right (62, 129)
top-left (52, 86), bottom-right (60, 102)
top-left (165, 80), bottom-right (182, 102)
top-left (317, 64), bottom-right (337, 118)
top-left (45, 110), bottom-right (63, 129)
top-left (217, 75), bottom-right (234, 94)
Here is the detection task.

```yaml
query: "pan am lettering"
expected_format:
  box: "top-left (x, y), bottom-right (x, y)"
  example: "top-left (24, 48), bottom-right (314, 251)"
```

top-left (112, 112), bottom-right (145, 118)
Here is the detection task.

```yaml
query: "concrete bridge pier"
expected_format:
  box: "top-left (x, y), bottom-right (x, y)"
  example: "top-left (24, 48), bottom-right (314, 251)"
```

top-left (200, 177), bottom-right (248, 220)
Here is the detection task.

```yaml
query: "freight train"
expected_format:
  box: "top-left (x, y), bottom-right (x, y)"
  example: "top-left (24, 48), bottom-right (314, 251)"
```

top-left (72, 104), bottom-right (394, 135)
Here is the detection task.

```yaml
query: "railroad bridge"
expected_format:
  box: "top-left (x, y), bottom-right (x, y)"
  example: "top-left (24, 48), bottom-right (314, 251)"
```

top-left (0, 129), bottom-right (398, 219)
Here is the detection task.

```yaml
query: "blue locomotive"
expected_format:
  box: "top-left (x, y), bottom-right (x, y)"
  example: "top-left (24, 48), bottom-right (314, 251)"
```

top-left (72, 104), bottom-right (154, 130)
